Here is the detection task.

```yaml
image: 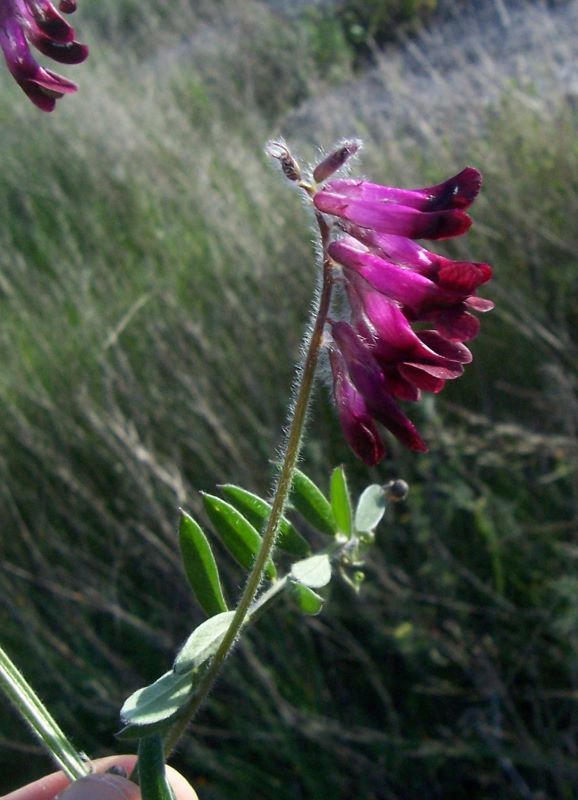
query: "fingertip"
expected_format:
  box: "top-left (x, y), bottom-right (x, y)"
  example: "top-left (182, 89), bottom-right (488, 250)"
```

top-left (166, 766), bottom-right (199, 800)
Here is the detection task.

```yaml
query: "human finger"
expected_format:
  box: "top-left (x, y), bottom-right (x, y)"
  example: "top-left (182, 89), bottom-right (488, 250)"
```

top-left (4, 755), bottom-right (198, 800)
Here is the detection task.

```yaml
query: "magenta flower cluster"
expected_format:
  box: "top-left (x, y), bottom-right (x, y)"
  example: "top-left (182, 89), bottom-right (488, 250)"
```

top-left (0, 0), bottom-right (87, 111)
top-left (314, 167), bottom-right (493, 465)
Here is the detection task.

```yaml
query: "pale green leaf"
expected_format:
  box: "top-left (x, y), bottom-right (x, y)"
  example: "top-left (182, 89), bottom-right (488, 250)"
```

top-left (354, 484), bottom-right (387, 532)
top-left (290, 554), bottom-right (332, 588)
top-left (173, 611), bottom-right (236, 675)
top-left (120, 670), bottom-right (193, 730)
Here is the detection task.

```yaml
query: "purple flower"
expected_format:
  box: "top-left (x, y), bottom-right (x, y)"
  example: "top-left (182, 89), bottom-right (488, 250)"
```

top-left (314, 168), bottom-right (481, 240)
top-left (330, 234), bottom-right (493, 341)
top-left (315, 165), bottom-right (492, 464)
top-left (338, 226), bottom-right (494, 341)
top-left (0, 0), bottom-right (88, 111)
top-left (329, 321), bottom-right (428, 463)
top-left (329, 348), bottom-right (386, 466)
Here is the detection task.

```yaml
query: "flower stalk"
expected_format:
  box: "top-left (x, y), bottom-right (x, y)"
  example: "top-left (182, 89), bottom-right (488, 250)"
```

top-left (162, 201), bottom-right (335, 757)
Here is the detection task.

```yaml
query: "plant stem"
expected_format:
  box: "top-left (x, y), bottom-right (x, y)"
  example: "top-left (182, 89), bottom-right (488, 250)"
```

top-left (162, 211), bottom-right (334, 757)
top-left (138, 736), bottom-right (175, 800)
top-left (0, 643), bottom-right (89, 781)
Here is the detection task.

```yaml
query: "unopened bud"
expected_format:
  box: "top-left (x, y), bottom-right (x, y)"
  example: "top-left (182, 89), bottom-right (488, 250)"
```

top-left (384, 479), bottom-right (409, 502)
top-left (313, 140), bottom-right (361, 183)
top-left (265, 140), bottom-right (301, 182)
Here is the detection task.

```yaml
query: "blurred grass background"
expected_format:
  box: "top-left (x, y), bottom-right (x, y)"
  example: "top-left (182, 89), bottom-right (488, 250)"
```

top-left (0, 0), bottom-right (577, 797)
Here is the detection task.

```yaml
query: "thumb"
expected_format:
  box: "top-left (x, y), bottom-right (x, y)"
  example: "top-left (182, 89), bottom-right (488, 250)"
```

top-left (56, 775), bottom-right (140, 800)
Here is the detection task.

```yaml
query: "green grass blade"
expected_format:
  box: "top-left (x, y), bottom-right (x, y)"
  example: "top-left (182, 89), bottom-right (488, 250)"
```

top-left (0, 644), bottom-right (88, 780)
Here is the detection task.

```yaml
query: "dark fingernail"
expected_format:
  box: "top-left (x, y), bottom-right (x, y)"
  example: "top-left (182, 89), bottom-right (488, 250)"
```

top-left (106, 766), bottom-right (129, 778)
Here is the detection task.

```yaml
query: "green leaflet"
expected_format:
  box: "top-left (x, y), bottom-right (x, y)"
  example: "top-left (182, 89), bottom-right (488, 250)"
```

top-left (330, 465), bottom-right (353, 538)
top-left (119, 612), bottom-right (238, 739)
top-left (354, 484), bottom-right (387, 533)
top-left (289, 580), bottom-right (324, 616)
top-left (219, 484), bottom-right (310, 557)
top-left (202, 493), bottom-right (277, 580)
top-left (119, 670), bottom-right (194, 739)
top-left (173, 611), bottom-right (236, 674)
top-left (290, 554), bottom-right (332, 588)
top-left (290, 469), bottom-right (337, 536)
top-left (179, 511), bottom-right (228, 617)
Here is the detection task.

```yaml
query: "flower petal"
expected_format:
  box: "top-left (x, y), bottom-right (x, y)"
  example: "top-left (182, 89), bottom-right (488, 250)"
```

top-left (437, 260), bottom-right (492, 292)
top-left (29, 31), bottom-right (88, 63)
top-left (316, 192), bottom-right (472, 240)
top-left (465, 296), bottom-right (494, 312)
top-left (433, 307), bottom-right (481, 342)
top-left (383, 367), bottom-right (421, 402)
top-left (24, 0), bottom-right (75, 42)
top-left (331, 237), bottom-right (445, 312)
top-left (0, 0), bottom-right (84, 109)
top-left (417, 331), bottom-right (473, 364)
top-left (330, 349), bottom-right (386, 465)
top-left (331, 322), bottom-right (428, 453)
top-left (398, 365), bottom-right (446, 394)
top-left (323, 167), bottom-right (482, 212)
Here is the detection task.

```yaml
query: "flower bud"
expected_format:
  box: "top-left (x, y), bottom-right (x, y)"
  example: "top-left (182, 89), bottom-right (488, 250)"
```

top-left (265, 140), bottom-right (301, 182)
top-left (313, 140), bottom-right (360, 184)
top-left (384, 479), bottom-right (409, 502)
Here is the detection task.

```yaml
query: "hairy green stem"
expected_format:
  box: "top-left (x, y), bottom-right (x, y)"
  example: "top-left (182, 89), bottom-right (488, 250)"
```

top-left (162, 211), bottom-right (334, 756)
top-left (0, 643), bottom-right (89, 780)
top-left (138, 735), bottom-right (175, 800)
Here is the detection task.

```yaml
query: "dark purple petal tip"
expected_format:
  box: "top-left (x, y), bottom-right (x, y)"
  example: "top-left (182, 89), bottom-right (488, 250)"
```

top-left (0, 0), bottom-right (85, 109)
top-left (425, 167), bottom-right (483, 211)
top-left (31, 35), bottom-right (88, 64)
